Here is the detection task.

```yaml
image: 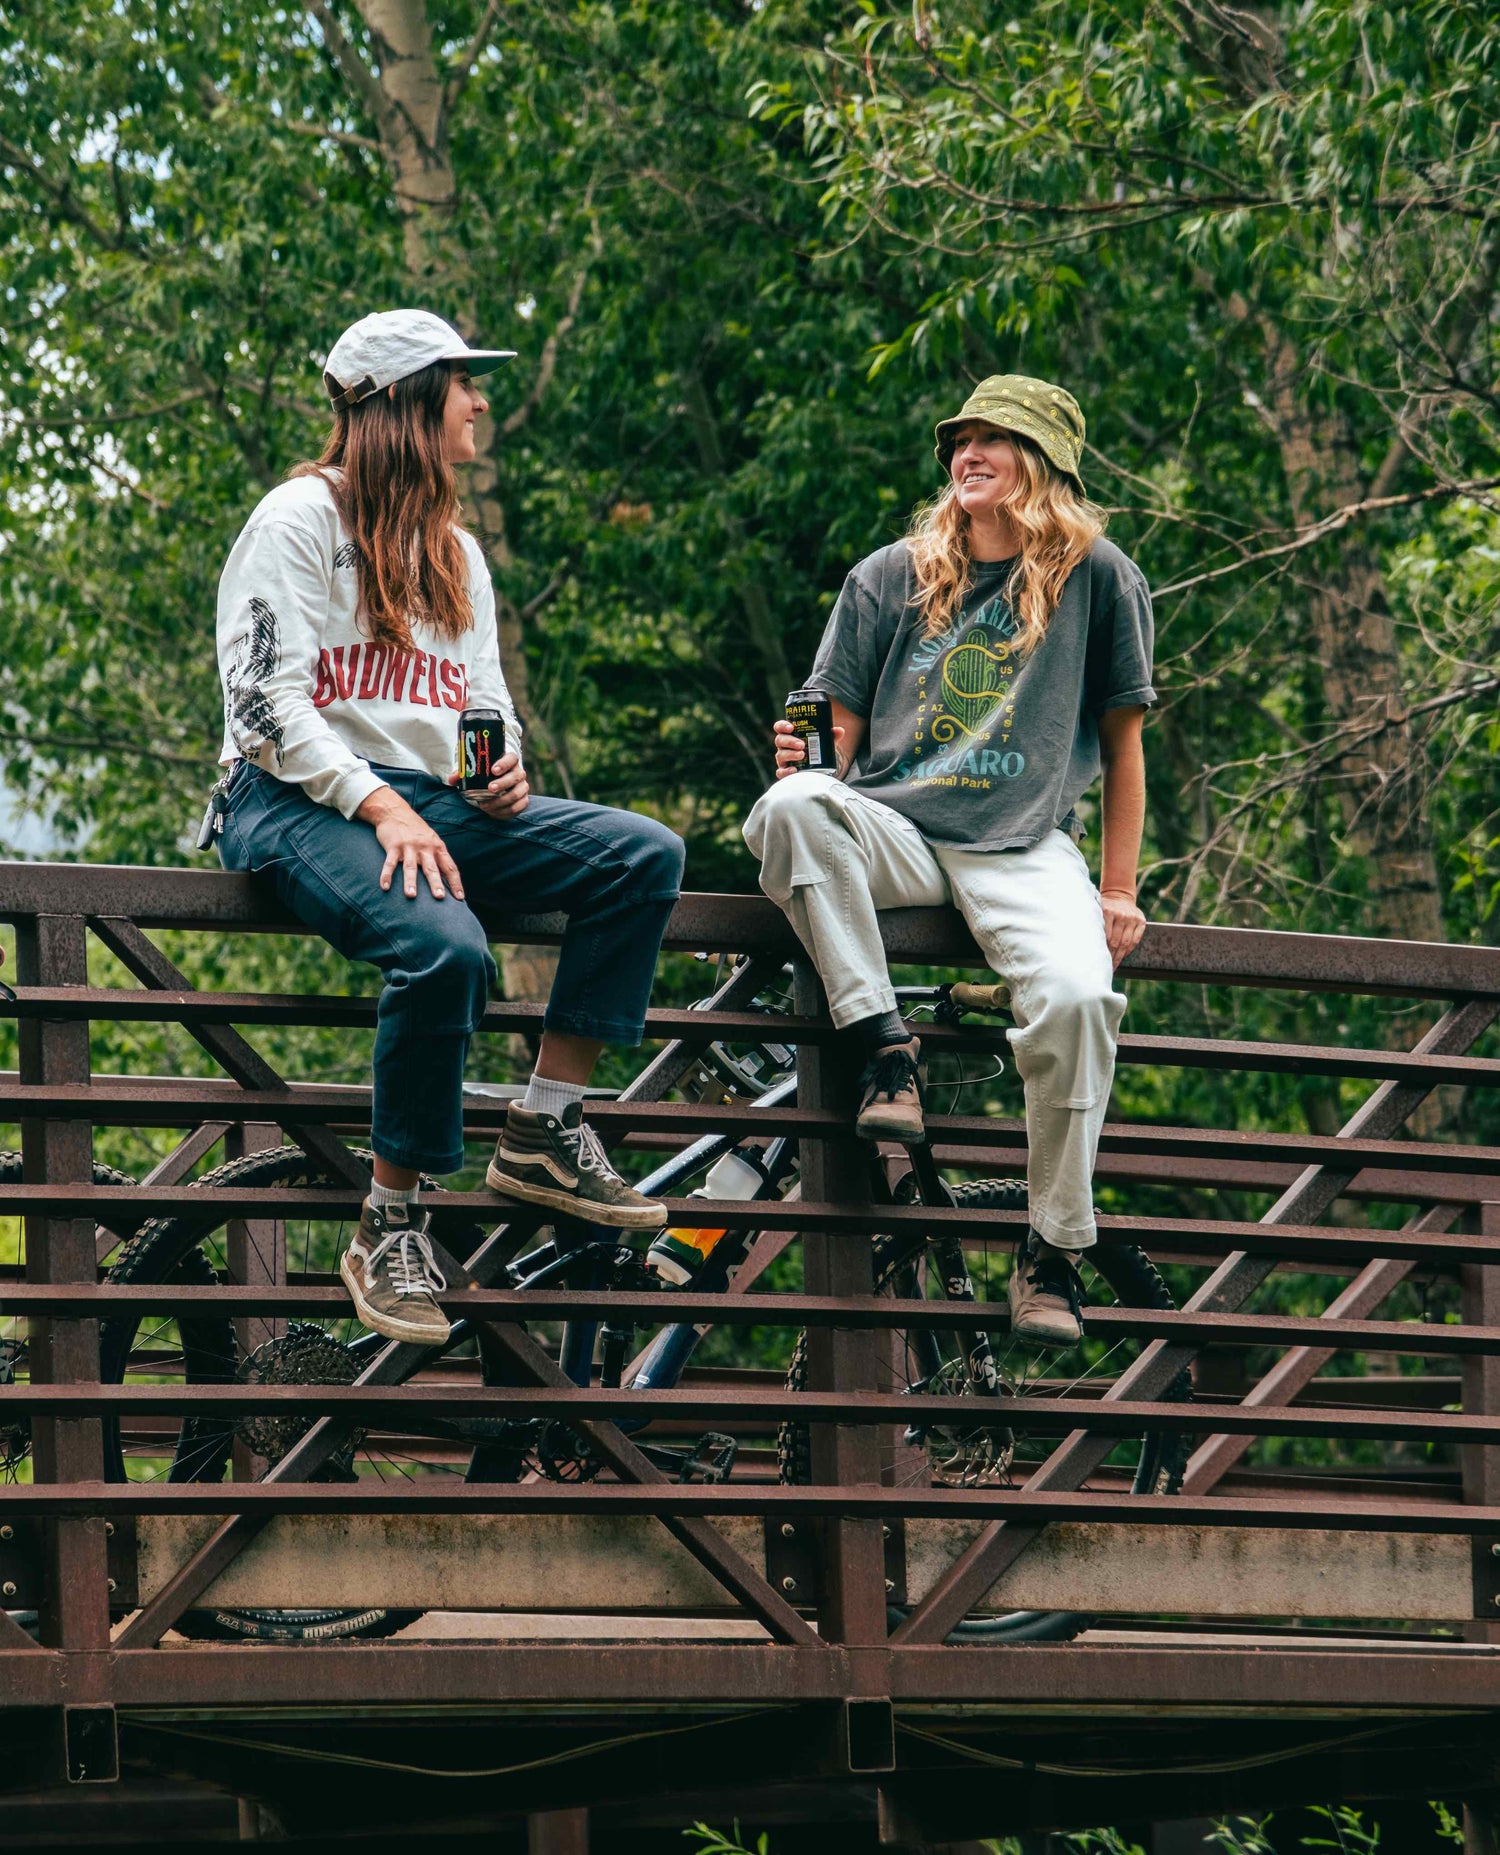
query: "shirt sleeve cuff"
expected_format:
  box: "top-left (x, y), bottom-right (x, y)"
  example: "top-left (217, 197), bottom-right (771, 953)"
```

top-left (819, 681), bottom-right (872, 720)
top-left (331, 766), bottom-right (389, 820)
top-left (1100, 685), bottom-right (1157, 712)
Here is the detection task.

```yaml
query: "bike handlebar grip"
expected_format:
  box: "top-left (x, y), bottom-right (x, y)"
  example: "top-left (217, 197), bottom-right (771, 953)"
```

top-left (949, 981), bottom-right (1012, 1015)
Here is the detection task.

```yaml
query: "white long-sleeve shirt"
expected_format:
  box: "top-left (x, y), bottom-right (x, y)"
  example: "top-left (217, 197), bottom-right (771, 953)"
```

top-left (216, 473), bottom-right (522, 818)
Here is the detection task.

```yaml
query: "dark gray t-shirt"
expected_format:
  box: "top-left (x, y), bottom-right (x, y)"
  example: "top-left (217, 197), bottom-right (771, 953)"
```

top-left (807, 536), bottom-right (1155, 851)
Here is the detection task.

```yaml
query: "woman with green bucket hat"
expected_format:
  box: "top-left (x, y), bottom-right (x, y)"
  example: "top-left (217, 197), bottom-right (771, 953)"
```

top-left (744, 374), bottom-right (1152, 1346)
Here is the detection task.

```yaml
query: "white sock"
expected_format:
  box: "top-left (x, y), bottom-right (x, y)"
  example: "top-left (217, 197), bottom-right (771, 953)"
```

top-left (522, 1073), bottom-right (588, 1121)
top-left (369, 1179), bottom-right (419, 1214)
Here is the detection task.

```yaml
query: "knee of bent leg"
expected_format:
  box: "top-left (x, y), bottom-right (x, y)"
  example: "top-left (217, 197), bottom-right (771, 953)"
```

top-left (618, 814), bottom-right (686, 896)
top-left (743, 771), bottom-right (838, 860)
top-left (400, 913), bottom-right (494, 1027)
top-left (1008, 969), bottom-right (1124, 1108)
top-left (1036, 970), bottom-right (1125, 1044)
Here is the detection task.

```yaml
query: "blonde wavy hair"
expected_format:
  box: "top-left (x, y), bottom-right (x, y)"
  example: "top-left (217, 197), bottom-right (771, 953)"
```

top-left (908, 434), bottom-right (1105, 652)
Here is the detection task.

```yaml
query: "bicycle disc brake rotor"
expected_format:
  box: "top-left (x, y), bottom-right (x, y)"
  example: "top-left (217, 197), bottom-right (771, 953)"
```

top-left (915, 1357), bottom-right (1015, 1488)
top-left (236, 1322), bottom-right (361, 1472)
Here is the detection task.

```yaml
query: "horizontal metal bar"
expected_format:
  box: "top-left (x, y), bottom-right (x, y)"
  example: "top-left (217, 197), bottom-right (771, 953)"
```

top-left (0, 870), bottom-right (1495, 998)
top-left (0, 989), bottom-right (845, 1048)
top-left (6, 1085), bottom-right (1500, 1186)
top-left (7, 991), bottom-right (1500, 1089)
top-left (4, 1187), bottom-right (1500, 1270)
top-left (5, 1479), bottom-right (1500, 1535)
top-left (1115, 1032), bottom-right (1500, 1088)
top-left (7, 1283), bottom-right (1500, 1360)
top-left (2, 1638), bottom-right (1492, 1714)
top-left (16, 1381), bottom-right (1500, 1447)
top-left (623, 1134), bottom-right (1500, 1213)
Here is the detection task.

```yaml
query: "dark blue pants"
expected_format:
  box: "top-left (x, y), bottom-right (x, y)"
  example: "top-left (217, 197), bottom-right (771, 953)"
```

top-left (218, 763), bottom-right (685, 1173)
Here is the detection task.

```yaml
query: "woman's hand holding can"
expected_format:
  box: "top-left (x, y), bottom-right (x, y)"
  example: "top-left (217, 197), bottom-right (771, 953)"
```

top-left (773, 717), bottom-right (844, 780)
top-left (446, 753), bottom-right (530, 819)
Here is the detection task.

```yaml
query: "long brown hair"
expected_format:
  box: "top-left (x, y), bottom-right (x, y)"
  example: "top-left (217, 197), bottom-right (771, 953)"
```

top-left (908, 434), bottom-right (1104, 653)
top-left (291, 360), bottom-right (472, 652)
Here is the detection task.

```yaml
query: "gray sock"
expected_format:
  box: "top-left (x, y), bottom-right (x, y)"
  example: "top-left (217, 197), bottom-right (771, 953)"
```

top-left (369, 1179), bottom-right (419, 1214)
top-left (523, 1072), bottom-right (589, 1121)
top-left (853, 1009), bottom-right (909, 1056)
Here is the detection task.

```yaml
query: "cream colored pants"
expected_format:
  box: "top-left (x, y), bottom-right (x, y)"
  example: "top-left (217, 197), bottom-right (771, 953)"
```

top-left (743, 772), bottom-right (1125, 1249)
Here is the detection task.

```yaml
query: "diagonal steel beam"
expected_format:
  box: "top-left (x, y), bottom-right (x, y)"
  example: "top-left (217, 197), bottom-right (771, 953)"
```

top-left (0, 1604), bottom-right (39, 1650)
top-left (461, 1315), bottom-right (821, 1644)
top-left (1180, 1202), bottom-right (1461, 1495)
top-left (892, 995), bottom-right (1500, 1645)
top-left (88, 918), bottom-right (367, 1188)
top-left (115, 955), bottom-right (820, 1649)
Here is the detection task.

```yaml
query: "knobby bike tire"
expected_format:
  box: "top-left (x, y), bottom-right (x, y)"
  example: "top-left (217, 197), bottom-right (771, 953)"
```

top-left (98, 1145), bottom-right (494, 1646)
top-left (1, 1149), bottom-right (152, 1481)
top-left (0, 1148), bottom-right (151, 1252)
top-left (777, 1176), bottom-right (1193, 1643)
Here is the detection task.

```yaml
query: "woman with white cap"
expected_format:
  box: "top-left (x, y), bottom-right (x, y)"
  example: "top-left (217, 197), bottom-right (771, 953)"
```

top-left (743, 375), bottom-right (1153, 1348)
top-left (213, 309), bottom-right (684, 1347)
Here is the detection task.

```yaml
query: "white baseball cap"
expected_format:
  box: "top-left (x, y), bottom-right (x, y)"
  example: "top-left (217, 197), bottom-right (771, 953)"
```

top-left (324, 309), bottom-right (517, 406)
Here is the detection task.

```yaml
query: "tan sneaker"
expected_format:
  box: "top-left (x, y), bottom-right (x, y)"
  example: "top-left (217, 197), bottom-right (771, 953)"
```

top-left (339, 1202), bottom-right (452, 1346)
top-left (1008, 1231), bottom-right (1085, 1347)
top-left (487, 1101), bottom-right (668, 1230)
top-left (855, 1036), bottom-right (926, 1145)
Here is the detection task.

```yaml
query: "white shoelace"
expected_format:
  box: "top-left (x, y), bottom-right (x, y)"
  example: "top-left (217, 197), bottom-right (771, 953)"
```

top-left (567, 1122), bottom-right (625, 1186)
top-left (368, 1226), bottom-right (446, 1299)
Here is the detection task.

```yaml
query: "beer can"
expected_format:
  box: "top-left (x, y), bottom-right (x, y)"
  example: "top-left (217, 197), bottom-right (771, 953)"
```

top-left (784, 687), bottom-right (838, 773)
top-left (458, 708), bottom-right (508, 801)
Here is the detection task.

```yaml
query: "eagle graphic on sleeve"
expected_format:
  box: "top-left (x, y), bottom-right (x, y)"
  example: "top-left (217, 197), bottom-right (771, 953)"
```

top-left (226, 596), bottom-right (287, 766)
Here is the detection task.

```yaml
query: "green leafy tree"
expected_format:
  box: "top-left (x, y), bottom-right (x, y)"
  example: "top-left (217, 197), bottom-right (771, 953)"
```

top-left (752, 0), bottom-right (1500, 944)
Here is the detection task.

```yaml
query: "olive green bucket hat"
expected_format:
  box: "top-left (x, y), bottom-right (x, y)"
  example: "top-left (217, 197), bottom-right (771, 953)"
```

top-left (934, 374), bottom-right (1086, 490)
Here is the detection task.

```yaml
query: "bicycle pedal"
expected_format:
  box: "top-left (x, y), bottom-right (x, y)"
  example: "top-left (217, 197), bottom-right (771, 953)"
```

top-left (680, 1431), bottom-right (737, 1484)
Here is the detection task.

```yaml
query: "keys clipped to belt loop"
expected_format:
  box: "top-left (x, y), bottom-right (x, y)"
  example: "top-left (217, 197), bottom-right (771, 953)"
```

top-left (195, 770), bottom-right (234, 852)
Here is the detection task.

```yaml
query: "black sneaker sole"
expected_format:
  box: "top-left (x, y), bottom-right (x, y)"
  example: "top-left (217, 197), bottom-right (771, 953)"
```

top-left (484, 1163), bottom-right (668, 1230)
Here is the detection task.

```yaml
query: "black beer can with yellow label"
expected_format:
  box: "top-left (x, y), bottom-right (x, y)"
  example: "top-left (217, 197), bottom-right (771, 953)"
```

top-left (458, 708), bottom-right (508, 802)
top-left (785, 688), bottom-right (837, 774)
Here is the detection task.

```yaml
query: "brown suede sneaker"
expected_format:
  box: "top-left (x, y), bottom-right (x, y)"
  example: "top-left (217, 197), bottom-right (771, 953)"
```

top-left (1008, 1230), bottom-right (1086, 1347)
top-left (854, 1036), bottom-right (926, 1146)
top-left (339, 1201), bottom-right (452, 1346)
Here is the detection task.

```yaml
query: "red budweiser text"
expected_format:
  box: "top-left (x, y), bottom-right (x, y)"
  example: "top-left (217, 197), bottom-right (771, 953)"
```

top-left (312, 644), bottom-right (470, 711)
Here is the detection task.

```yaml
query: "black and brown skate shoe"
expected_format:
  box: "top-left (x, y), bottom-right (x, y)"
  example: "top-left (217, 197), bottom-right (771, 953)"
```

top-left (486, 1101), bottom-right (668, 1231)
top-left (854, 1035), bottom-right (927, 1146)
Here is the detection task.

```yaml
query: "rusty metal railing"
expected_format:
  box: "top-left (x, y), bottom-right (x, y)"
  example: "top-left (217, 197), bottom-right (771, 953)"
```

top-left (4, 861), bottom-right (1500, 1726)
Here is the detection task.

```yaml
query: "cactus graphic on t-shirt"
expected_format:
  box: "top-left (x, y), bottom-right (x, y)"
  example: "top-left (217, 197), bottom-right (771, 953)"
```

top-left (898, 598), bottom-right (1024, 788)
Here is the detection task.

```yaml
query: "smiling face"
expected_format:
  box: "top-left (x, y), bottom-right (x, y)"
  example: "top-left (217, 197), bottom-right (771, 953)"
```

top-left (441, 364), bottom-right (489, 464)
top-left (947, 421), bottom-right (1021, 520)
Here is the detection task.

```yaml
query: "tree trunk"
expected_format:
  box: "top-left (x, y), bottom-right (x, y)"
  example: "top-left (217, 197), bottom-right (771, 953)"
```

top-left (351, 0), bottom-right (453, 278)
top-left (1260, 329), bottom-right (1444, 946)
top-left (323, 0), bottom-right (562, 1024)
top-left (683, 369), bottom-right (793, 710)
